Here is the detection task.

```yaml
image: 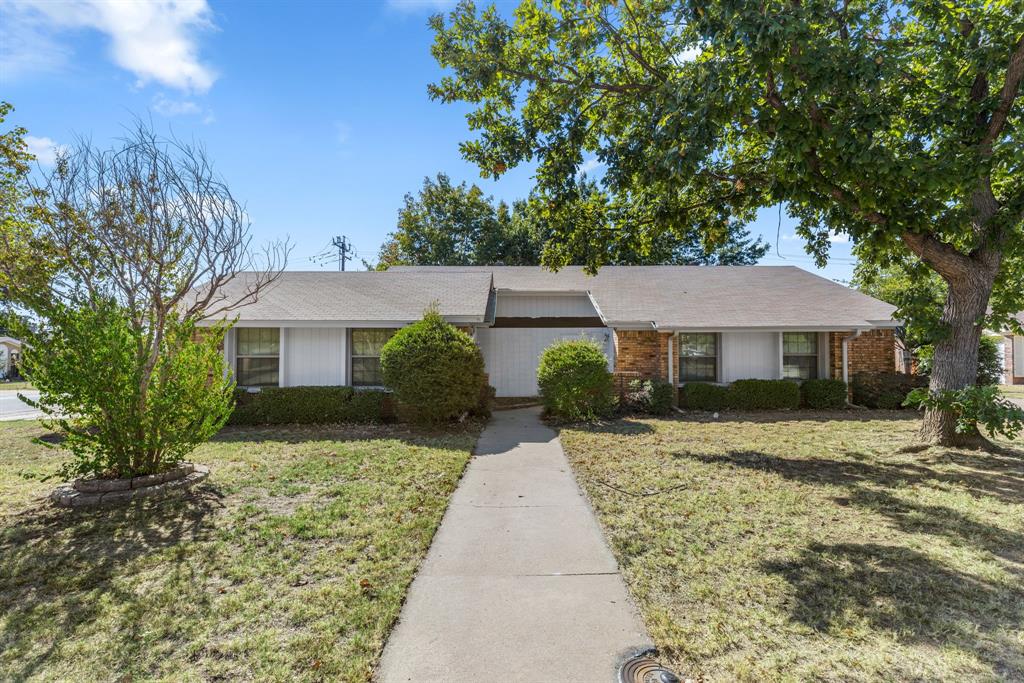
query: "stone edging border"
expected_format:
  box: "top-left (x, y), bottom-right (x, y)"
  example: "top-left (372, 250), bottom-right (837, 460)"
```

top-left (50, 463), bottom-right (210, 508)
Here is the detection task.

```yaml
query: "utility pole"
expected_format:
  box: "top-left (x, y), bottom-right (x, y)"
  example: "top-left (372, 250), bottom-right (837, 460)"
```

top-left (331, 235), bottom-right (351, 271)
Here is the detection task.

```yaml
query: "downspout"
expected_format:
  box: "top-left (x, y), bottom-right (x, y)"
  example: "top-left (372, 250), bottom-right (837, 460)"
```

top-left (842, 329), bottom-right (865, 403)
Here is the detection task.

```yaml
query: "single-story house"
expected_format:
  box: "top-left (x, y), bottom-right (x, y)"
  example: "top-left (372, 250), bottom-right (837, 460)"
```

top-left (198, 266), bottom-right (900, 398)
top-left (1000, 313), bottom-right (1024, 385)
top-left (0, 336), bottom-right (23, 381)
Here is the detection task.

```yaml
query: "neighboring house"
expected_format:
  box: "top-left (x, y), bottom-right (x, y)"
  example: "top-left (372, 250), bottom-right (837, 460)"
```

top-left (1000, 313), bottom-right (1024, 385)
top-left (0, 337), bottom-right (23, 381)
top-left (199, 266), bottom-right (900, 398)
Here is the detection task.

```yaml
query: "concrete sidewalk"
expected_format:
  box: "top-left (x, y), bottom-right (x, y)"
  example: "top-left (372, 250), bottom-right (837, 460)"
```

top-left (377, 407), bottom-right (651, 683)
top-left (0, 390), bottom-right (42, 421)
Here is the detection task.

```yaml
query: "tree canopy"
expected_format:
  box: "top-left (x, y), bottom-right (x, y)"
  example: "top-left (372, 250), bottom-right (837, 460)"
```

top-left (429, 0), bottom-right (1024, 445)
top-left (375, 172), bottom-right (768, 268)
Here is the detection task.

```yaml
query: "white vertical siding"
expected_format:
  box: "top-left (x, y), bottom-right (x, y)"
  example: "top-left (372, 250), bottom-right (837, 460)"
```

top-left (223, 328), bottom-right (236, 377)
top-left (1015, 336), bottom-right (1024, 376)
top-left (720, 332), bottom-right (780, 382)
top-left (477, 327), bottom-right (613, 397)
top-left (494, 293), bottom-right (598, 318)
top-left (282, 328), bottom-right (347, 386)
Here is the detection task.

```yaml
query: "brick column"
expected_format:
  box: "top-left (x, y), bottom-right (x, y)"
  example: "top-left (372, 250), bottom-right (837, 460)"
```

top-left (613, 329), bottom-right (671, 381)
top-left (829, 329), bottom-right (897, 381)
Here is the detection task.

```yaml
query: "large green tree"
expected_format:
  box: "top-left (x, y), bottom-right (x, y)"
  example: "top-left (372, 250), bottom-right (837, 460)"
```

top-left (376, 172), bottom-right (768, 267)
top-left (376, 173), bottom-right (543, 268)
top-left (429, 0), bottom-right (1024, 446)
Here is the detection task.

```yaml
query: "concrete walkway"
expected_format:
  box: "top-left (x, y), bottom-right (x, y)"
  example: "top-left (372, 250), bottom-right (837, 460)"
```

top-left (378, 407), bottom-right (651, 683)
top-left (0, 390), bottom-right (42, 421)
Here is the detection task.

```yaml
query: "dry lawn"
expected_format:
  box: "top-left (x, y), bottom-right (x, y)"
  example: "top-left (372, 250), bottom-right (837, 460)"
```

top-left (0, 420), bottom-right (477, 682)
top-left (560, 411), bottom-right (1024, 682)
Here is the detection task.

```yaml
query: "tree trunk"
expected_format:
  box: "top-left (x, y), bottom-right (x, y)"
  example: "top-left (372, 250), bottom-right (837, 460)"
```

top-left (918, 267), bottom-right (997, 447)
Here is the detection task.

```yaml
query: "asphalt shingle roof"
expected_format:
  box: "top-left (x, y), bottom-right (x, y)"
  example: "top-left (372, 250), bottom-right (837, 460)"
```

top-left (207, 266), bottom-right (897, 329)
top-left (200, 271), bottom-right (493, 323)
top-left (391, 265), bottom-right (898, 330)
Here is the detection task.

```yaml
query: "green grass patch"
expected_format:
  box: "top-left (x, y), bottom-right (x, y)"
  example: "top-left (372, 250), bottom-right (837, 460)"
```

top-left (0, 381), bottom-right (33, 391)
top-left (0, 420), bottom-right (478, 682)
top-left (559, 412), bottom-right (1024, 681)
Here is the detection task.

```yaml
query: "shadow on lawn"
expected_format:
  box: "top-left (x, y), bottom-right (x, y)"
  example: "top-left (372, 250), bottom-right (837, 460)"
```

top-left (763, 542), bottom-right (1024, 676)
top-left (0, 489), bottom-right (223, 680)
top-left (674, 409), bottom-right (922, 424)
top-left (678, 448), bottom-right (1024, 561)
top-left (678, 446), bottom-right (1024, 506)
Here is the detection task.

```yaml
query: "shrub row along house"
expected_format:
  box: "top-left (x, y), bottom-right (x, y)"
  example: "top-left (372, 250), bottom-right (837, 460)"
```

top-left (199, 265), bottom-right (901, 401)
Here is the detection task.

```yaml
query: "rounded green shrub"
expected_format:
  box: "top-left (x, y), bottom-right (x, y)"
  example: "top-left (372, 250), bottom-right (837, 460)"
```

top-left (380, 307), bottom-right (486, 425)
top-left (801, 379), bottom-right (848, 409)
top-left (536, 339), bottom-right (616, 421)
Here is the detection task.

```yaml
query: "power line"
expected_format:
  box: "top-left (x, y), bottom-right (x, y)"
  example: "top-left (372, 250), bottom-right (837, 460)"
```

top-left (330, 235), bottom-right (352, 271)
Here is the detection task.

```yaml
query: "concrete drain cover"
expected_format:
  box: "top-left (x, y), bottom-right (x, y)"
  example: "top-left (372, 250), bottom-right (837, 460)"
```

top-left (619, 652), bottom-right (683, 683)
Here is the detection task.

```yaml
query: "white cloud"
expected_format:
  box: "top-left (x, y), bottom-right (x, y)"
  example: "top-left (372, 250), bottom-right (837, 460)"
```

top-left (1, 0), bottom-right (218, 92)
top-left (673, 45), bottom-right (703, 63)
top-left (336, 121), bottom-right (352, 145)
top-left (829, 232), bottom-right (850, 243)
top-left (578, 157), bottom-right (605, 176)
top-left (152, 93), bottom-right (201, 116)
top-left (24, 135), bottom-right (64, 166)
top-left (387, 0), bottom-right (457, 12)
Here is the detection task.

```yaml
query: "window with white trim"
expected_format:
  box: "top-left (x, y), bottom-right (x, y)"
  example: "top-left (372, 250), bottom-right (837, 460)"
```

top-left (783, 332), bottom-right (818, 380)
top-left (679, 333), bottom-right (718, 382)
top-left (351, 328), bottom-right (398, 386)
top-left (236, 328), bottom-right (280, 387)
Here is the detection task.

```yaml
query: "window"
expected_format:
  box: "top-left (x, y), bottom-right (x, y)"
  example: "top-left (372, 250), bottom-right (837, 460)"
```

top-left (351, 328), bottom-right (398, 386)
top-left (783, 332), bottom-right (818, 380)
top-left (679, 333), bottom-right (718, 382)
top-left (236, 328), bottom-right (280, 387)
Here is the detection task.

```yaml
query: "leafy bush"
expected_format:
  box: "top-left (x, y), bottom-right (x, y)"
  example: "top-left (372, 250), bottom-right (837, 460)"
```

top-left (851, 372), bottom-right (929, 409)
top-left (729, 379), bottom-right (801, 410)
top-left (905, 385), bottom-right (1024, 440)
top-left (680, 382), bottom-right (730, 411)
top-left (625, 378), bottom-right (674, 415)
top-left (21, 300), bottom-right (234, 478)
top-left (916, 335), bottom-right (1003, 386)
top-left (537, 339), bottom-right (616, 420)
top-left (380, 307), bottom-right (487, 425)
top-left (472, 384), bottom-right (497, 419)
top-left (801, 379), bottom-right (848, 409)
top-left (227, 386), bottom-right (388, 425)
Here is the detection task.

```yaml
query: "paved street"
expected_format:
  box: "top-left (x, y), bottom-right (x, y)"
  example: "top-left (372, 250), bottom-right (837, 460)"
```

top-left (0, 390), bottom-right (43, 421)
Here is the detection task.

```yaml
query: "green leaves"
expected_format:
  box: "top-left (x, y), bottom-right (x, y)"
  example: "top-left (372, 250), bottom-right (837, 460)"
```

top-left (429, 0), bottom-right (1024, 275)
top-left (904, 385), bottom-right (1024, 440)
top-left (21, 300), bottom-right (234, 478)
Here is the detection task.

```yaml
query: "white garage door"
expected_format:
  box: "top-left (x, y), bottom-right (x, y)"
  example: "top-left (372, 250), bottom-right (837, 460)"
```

top-left (476, 327), bottom-right (614, 398)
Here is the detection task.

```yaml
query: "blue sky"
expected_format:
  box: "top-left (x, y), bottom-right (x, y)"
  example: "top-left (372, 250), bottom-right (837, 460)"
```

top-left (1, 0), bottom-right (857, 280)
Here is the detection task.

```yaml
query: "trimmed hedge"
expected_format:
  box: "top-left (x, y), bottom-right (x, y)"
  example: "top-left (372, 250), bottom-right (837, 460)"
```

top-left (682, 379), bottom-right (835, 411)
top-left (730, 379), bottom-right (801, 410)
top-left (680, 382), bottom-right (731, 411)
top-left (380, 308), bottom-right (487, 425)
top-left (537, 339), bottom-right (616, 421)
top-left (227, 386), bottom-right (388, 425)
top-left (801, 379), bottom-right (848, 409)
top-left (851, 372), bottom-right (928, 409)
top-left (625, 379), bottom-right (675, 415)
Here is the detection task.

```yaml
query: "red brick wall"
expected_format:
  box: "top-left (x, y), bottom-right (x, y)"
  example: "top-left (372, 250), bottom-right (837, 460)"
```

top-left (829, 329), bottom-right (897, 380)
top-left (613, 329), bottom-right (670, 380)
